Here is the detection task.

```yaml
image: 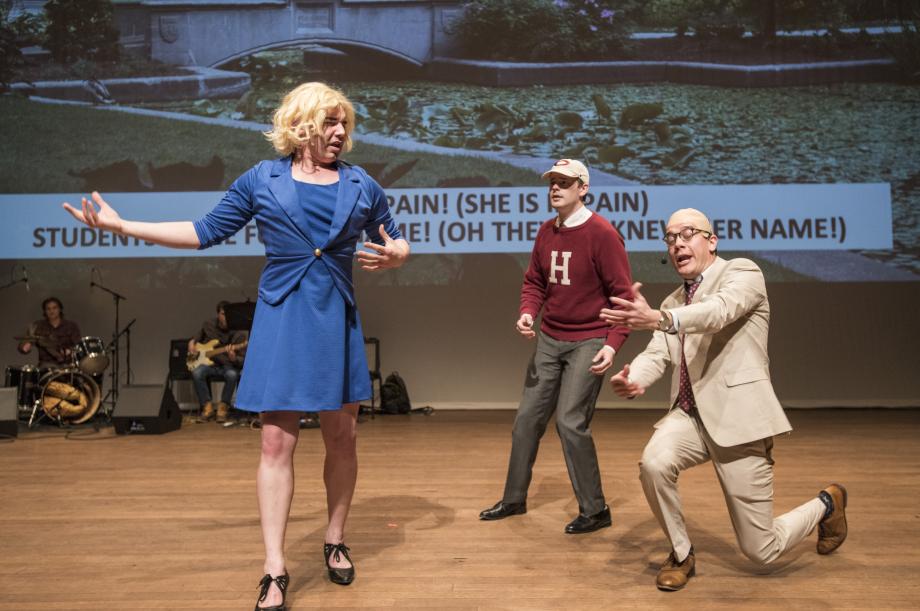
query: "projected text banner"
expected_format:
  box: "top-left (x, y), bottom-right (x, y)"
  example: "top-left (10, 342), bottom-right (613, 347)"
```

top-left (0, 183), bottom-right (891, 259)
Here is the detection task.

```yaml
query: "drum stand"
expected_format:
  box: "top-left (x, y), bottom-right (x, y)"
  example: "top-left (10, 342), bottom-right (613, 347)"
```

top-left (28, 396), bottom-right (61, 428)
top-left (27, 397), bottom-right (43, 428)
top-left (25, 373), bottom-right (67, 429)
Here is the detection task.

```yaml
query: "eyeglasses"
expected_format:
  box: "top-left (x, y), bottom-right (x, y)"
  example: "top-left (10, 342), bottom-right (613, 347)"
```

top-left (662, 227), bottom-right (712, 245)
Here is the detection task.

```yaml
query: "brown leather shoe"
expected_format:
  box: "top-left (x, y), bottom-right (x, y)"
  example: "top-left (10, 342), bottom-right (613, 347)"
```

top-left (656, 550), bottom-right (695, 591)
top-left (200, 401), bottom-right (215, 421)
top-left (817, 483), bottom-right (848, 554)
top-left (216, 401), bottom-right (230, 423)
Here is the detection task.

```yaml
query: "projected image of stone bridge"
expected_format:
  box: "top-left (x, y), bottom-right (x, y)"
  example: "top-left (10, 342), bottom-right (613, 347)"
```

top-left (114, 0), bottom-right (464, 68)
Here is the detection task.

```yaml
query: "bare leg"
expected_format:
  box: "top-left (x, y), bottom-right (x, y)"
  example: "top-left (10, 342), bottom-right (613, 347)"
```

top-left (256, 411), bottom-right (301, 608)
top-left (319, 402), bottom-right (359, 569)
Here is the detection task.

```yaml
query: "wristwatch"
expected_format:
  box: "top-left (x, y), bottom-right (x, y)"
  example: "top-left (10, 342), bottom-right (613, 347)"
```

top-left (657, 310), bottom-right (672, 332)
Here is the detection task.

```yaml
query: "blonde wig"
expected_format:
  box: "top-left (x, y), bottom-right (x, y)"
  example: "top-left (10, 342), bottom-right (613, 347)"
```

top-left (265, 82), bottom-right (356, 157)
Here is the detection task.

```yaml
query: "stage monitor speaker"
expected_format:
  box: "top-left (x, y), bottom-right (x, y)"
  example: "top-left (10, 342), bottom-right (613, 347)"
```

top-left (112, 384), bottom-right (182, 435)
top-left (0, 387), bottom-right (18, 438)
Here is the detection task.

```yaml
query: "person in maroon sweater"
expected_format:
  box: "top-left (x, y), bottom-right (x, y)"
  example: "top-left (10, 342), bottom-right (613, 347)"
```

top-left (480, 158), bottom-right (633, 533)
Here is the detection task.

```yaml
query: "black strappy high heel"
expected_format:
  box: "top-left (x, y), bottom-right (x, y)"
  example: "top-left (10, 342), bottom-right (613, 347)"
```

top-left (324, 542), bottom-right (355, 586)
top-left (254, 571), bottom-right (289, 611)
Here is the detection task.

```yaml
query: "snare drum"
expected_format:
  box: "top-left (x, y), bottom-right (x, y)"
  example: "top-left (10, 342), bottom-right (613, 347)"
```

top-left (74, 336), bottom-right (109, 375)
top-left (4, 365), bottom-right (42, 409)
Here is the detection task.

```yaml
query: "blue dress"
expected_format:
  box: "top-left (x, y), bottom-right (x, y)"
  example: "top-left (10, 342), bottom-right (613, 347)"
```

top-left (192, 157), bottom-right (401, 412)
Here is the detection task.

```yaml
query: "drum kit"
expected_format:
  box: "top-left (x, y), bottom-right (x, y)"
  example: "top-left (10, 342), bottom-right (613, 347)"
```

top-left (6, 335), bottom-right (110, 427)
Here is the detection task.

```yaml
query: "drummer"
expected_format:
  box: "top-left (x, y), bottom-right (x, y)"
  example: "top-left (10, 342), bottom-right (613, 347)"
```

top-left (17, 297), bottom-right (82, 369)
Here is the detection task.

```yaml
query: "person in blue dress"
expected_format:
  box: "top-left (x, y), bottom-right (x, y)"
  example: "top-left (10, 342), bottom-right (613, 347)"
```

top-left (63, 82), bottom-right (410, 610)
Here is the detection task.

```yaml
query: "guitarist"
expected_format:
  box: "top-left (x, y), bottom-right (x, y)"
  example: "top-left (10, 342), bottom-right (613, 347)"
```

top-left (188, 301), bottom-right (247, 422)
top-left (18, 297), bottom-right (82, 369)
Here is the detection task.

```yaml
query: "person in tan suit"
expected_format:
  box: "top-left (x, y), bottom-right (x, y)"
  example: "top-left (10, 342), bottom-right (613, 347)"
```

top-left (600, 208), bottom-right (848, 591)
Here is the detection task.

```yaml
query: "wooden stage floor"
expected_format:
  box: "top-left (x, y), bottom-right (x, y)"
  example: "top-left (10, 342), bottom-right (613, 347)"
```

top-left (1, 408), bottom-right (918, 610)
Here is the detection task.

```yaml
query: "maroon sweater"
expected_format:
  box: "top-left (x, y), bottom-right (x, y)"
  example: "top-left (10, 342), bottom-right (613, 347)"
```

top-left (520, 212), bottom-right (632, 351)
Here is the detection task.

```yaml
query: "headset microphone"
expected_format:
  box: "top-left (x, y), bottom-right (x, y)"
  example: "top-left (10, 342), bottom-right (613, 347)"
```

top-left (660, 257), bottom-right (668, 265)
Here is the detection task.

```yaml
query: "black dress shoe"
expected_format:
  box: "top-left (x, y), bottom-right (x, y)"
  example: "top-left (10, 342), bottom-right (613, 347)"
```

top-left (564, 505), bottom-right (612, 534)
top-left (479, 500), bottom-right (527, 520)
top-left (324, 542), bottom-right (355, 586)
top-left (254, 571), bottom-right (289, 611)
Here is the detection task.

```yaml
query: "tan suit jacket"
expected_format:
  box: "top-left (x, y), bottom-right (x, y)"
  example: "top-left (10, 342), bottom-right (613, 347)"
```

top-left (629, 256), bottom-right (791, 447)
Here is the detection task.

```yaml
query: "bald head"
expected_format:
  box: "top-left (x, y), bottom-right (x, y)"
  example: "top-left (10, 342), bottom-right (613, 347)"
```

top-left (665, 207), bottom-right (718, 280)
top-left (667, 208), bottom-right (713, 234)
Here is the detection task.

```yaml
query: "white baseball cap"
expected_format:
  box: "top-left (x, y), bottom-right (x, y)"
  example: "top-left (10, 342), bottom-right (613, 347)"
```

top-left (541, 158), bottom-right (589, 184)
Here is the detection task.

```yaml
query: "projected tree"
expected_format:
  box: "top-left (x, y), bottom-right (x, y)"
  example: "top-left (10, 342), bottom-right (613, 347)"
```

top-left (43, 0), bottom-right (119, 64)
top-left (0, 1), bottom-right (41, 87)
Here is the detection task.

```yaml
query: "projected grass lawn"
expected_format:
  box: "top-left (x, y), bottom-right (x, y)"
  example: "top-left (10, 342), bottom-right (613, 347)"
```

top-left (149, 79), bottom-right (919, 274)
top-left (0, 95), bottom-right (836, 282)
top-left (0, 96), bottom-right (541, 193)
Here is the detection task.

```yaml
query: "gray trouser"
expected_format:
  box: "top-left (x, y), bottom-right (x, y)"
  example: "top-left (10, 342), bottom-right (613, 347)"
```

top-left (502, 334), bottom-right (606, 516)
top-left (640, 408), bottom-right (826, 565)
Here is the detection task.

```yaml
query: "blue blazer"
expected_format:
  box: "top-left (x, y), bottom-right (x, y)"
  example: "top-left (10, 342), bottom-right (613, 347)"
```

top-left (194, 156), bottom-right (401, 307)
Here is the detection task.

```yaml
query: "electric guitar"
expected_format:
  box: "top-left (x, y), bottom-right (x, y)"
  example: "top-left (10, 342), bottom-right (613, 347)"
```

top-left (186, 339), bottom-right (248, 371)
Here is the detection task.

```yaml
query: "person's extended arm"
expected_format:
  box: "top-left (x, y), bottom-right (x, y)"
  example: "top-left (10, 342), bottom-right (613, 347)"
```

top-left (63, 192), bottom-right (200, 248)
top-left (590, 226), bottom-right (632, 374)
top-left (664, 259), bottom-right (765, 334)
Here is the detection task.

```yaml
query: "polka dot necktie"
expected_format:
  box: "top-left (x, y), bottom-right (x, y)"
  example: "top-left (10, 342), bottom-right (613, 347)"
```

top-left (677, 280), bottom-right (701, 413)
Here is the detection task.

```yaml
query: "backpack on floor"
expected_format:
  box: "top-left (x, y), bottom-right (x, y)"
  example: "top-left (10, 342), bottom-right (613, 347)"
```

top-left (380, 371), bottom-right (411, 415)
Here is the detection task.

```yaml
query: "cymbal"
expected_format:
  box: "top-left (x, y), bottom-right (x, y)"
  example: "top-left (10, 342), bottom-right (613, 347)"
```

top-left (13, 335), bottom-right (60, 344)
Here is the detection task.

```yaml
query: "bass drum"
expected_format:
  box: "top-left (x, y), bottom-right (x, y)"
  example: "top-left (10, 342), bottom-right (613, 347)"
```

top-left (39, 369), bottom-right (101, 425)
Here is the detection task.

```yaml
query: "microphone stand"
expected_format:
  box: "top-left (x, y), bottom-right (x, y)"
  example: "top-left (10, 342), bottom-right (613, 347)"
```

top-left (103, 318), bottom-right (137, 418)
top-left (0, 265), bottom-right (28, 291)
top-left (91, 280), bottom-right (127, 416)
top-left (0, 278), bottom-right (27, 291)
top-left (119, 318), bottom-right (136, 388)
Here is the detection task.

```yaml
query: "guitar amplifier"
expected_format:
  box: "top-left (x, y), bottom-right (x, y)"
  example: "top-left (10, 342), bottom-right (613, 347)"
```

top-left (169, 338), bottom-right (191, 380)
top-left (224, 301), bottom-right (256, 331)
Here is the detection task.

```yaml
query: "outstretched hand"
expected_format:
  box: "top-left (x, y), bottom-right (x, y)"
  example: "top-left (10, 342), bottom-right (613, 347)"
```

top-left (356, 224), bottom-right (408, 271)
top-left (62, 191), bottom-right (124, 233)
top-left (600, 281), bottom-right (659, 330)
top-left (609, 363), bottom-right (645, 399)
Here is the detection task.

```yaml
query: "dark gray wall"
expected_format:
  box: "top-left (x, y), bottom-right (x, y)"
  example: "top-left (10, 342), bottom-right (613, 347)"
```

top-left (2, 256), bottom-right (917, 409)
